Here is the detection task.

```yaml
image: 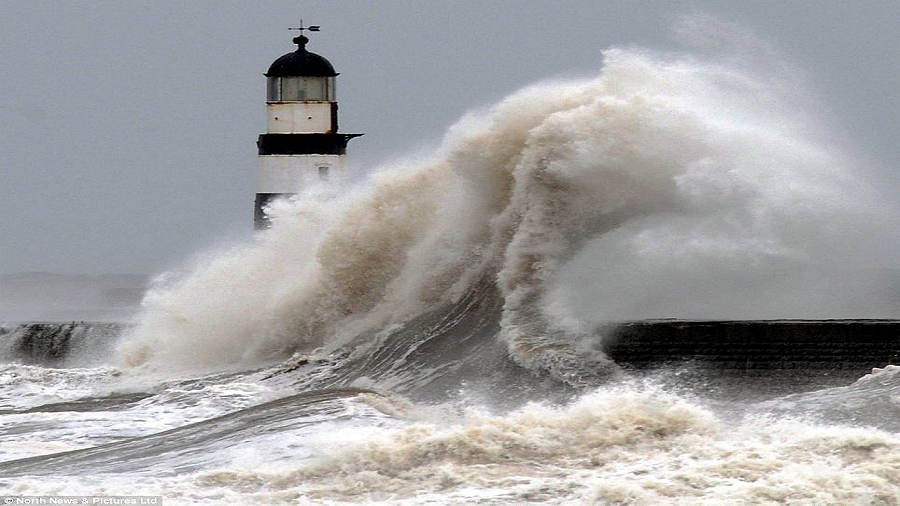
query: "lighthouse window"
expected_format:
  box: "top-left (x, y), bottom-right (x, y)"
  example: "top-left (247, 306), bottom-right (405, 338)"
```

top-left (267, 77), bottom-right (280, 102)
top-left (267, 77), bottom-right (336, 102)
top-left (282, 77), bottom-right (304, 100)
top-left (318, 165), bottom-right (330, 180)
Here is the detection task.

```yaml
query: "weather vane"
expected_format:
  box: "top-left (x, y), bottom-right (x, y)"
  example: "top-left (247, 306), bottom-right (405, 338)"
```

top-left (288, 20), bottom-right (321, 35)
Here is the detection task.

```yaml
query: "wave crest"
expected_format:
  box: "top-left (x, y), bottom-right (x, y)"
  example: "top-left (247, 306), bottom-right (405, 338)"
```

top-left (117, 47), bottom-right (893, 379)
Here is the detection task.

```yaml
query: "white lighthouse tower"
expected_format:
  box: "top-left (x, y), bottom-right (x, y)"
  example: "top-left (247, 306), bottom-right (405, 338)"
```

top-left (255, 25), bottom-right (362, 229)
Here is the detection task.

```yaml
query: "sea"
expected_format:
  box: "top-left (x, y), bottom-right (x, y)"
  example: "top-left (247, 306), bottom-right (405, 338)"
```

top-left (2, 46), bottom-right (899, 505)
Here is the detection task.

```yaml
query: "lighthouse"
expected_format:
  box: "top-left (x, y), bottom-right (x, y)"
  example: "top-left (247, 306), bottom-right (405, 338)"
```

top-left (255, 25), bottom-right (362, 229)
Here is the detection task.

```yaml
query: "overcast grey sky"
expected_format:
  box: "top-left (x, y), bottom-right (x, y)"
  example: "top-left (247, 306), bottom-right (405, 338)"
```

top-left (1, 1), bottom-right (898, 275)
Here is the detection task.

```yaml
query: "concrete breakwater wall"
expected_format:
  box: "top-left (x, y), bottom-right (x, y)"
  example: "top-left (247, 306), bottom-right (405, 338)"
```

top-left (601, 320), bottom-right (900, 388)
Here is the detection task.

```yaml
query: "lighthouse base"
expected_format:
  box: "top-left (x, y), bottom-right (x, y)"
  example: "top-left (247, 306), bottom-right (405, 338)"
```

top-left (254, 193), bottom-right (292, 230)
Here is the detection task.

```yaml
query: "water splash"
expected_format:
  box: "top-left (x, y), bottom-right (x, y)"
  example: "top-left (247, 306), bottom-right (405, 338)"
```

top-left (117, 44), bottom-right (897, 377)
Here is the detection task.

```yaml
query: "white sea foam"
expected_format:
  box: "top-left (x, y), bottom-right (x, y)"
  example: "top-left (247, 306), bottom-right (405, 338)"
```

top-left (0, 363), bottom-right (287, 463)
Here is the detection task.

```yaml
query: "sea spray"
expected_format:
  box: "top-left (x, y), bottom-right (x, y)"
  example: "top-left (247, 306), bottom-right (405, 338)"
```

top-left (117, 45), bottom-right (894, 380)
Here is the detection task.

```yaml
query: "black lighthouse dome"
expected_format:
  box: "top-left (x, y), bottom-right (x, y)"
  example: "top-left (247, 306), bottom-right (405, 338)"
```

top-left (265, 35), bottom-right (338, 77)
